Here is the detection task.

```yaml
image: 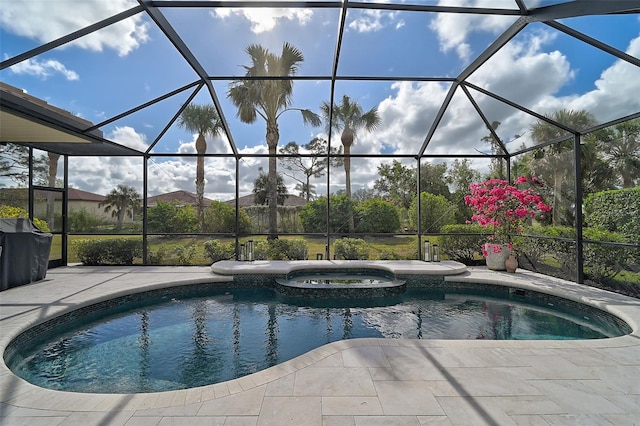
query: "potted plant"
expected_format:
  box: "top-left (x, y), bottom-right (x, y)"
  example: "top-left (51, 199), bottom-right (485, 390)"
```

top-left (464, 176), bottom-right (552, 270)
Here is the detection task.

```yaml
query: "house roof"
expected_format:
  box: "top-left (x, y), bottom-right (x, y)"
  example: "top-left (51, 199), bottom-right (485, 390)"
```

top-left (0, 187), bottom-right (106, 202)
top-left (147, 190), bottom-right (213, 207)
top-left (224, 194), bottom-right (307, 208)
top-left (67, 188), bottom-right (106, 202)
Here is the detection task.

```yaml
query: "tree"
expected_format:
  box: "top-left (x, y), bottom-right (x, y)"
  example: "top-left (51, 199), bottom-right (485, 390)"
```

top-left (203, 201), bottom-right (252, 234)
top-left (253, 167), bottom-right (289, 206)
top-left (530, 109), bottom-right (597, 225)
top-left (408, 192), bottom-right (457, 233)
top-left (228, 43), bottom-right (321, 239)
top-left (374, 160), bottom-right (417, 210)
top-left (299, 194), bottom-right (354, 233)
top-left (351, 187), bottom-right (376, 202)
top-left (321, 94), bottom-right (381, 233)
top-left (278, 137), bottom-right (341, 201)
top-left (589, 118), bottom-right (640, 188)
top-left (355, 198), bottom-right (400, 233)
top-left (578, 136), bottom-right (615, 194)
top-left (177, 104), bottom-right (224, 232)
top-left (147, 201), bottom-right (197, 233)
top-left (449, 159), bottom-right (481, 223)
top-left (46, 152), bottom-right (60, 230)
top-left (99, 184), bottom-right (141, 231)
top-left (294, 182), bottom-right (316, 200)
top-left (0, 143), bottom-right (47, 187)
top-left (481, 121), bottom-right (505, 179)
top-left (419, 162), bottom-right (451, 199)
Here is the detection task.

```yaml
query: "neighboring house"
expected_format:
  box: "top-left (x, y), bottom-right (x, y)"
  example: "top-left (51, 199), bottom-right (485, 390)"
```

top-left (147, 190), bottom-right (213, 208)
top-left (1, 187), bottom-right (108, 217)
top-left (0, 187), bottom-right (124, 225)
top-left (66, 188), bottom-right (108, 220)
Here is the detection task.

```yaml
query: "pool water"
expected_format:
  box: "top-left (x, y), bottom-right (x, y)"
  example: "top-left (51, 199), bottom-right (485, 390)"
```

top-left (6, 286), bottom-right (629, 394)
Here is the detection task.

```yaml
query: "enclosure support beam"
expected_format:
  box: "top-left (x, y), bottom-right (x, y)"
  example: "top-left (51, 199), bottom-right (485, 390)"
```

top-left (574, 134), bottom-right (585, 284)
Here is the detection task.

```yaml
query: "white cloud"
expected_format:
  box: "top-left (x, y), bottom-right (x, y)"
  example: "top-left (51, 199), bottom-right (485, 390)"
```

top-left (429, 1), bottom-right (515, 61)
top-left (470, 30), bottom-right (572, 108)
top-left (362, 30), bottom-right (574, 157)
top-left (175, 133), bottom-right (233, 155)
top-left (68, 155), bottom-right (144, 196)
top-left (211, 8), bottom-right (312, 33)
top-left (8, 57), bottom-right (79, 81)
top-left (0, 0), bottom-right (149, 56)
top-left (109, 126), bottom-right (149, 152)
top-left (367, 81), bottom-right (451, 154)
top-left (348, 9), bottom-right (401, 33)
top-left (67, 126), bottom-right (148, 195)
top-left (348, 10), bottom-right (385, 33)
top-left (539, 34), bottom-right (640, 123)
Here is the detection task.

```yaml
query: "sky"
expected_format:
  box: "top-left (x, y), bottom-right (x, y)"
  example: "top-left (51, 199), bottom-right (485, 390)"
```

top-left (1, 0), bottom-right (639, 201)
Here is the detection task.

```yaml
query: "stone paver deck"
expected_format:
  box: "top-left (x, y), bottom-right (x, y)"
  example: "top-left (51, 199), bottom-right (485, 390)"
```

top-left (1, 262), bottom-right (639, 425)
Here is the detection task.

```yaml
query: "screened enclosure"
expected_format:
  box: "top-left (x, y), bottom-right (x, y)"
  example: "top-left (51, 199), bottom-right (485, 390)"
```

top-left (1, 1), bottom-right (639, 296)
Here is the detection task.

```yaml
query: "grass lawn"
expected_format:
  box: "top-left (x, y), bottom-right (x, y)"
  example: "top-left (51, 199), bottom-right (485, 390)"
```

top-left (58, 234), bottom-right (638, 296)
top-left (63, 234), bottom-right (423, 264)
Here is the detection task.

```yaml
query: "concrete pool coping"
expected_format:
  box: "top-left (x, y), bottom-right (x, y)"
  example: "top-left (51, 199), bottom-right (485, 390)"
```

top-left (1, 262), bottom-right (639, 425)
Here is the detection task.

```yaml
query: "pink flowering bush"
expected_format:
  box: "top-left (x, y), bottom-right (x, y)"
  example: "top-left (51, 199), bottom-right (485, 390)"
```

top-left (464, 176), bottom-right (552, 256)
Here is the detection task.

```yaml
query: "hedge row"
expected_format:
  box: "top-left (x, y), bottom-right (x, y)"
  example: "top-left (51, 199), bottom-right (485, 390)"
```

top-left (73, 239), bottom-right (143, 265)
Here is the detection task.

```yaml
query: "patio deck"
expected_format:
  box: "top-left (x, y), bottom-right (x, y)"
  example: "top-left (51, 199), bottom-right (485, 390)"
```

top-left (1, 263), bottom-right (639, 425)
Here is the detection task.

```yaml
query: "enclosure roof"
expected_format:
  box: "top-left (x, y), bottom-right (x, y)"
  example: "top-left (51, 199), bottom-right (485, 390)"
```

top-left (0, 83), bottom-right (143, 156)
top-left (1, 0), bottom-right (639, 158)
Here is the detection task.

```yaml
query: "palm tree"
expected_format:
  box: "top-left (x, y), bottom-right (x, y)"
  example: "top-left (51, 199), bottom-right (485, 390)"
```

top-left (46, 152), bottom-right (60, 229)
top-left (295, 182), bottom-right (316, 201)
top-left (99, 184), bottom-right (141, 231)
top-left (321, 94), bottom-right (380, 232)
top-left (253, 167), bottom-right (289, 206)
top-left (592, 118), bottom-right (640, 188)
top-left (177, 103), bottom-right (223, 232)
top-left (227, 43), bottom-right (321, 239)
top-left (530, 109), bottom-right (596, 225)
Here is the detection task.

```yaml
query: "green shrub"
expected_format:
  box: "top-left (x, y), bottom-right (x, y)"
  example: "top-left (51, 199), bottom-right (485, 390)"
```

top-left (0, 205), bottom-right (50, 232)
top-left (147, 247), bottom-right (166, 265)
top-left (253, 240), bottom-right (271, 260)
top-left (266, 239), bottom-right (291, 260)
top-left (378, 249), bottom-right (401, 260)
top-left (203, 240), bottom-right (235, 262)
top-left (251, 238), bottom-right (309, 260)
top-left (73, 239), bottom-right (142, 265)
top-left (334, 238), bottom-right (370, 260)
top-left (585, 187), bottom-right (640, 243)
top-left (583, 228), bottom-right (634, 280)
top-left (408, 192), bottom-right (457, 233)
top-left (300, 195), bottom-right (353, 233)
top-left (68, 208), bottom-right (108, 232)
top-left (523, 226), bottom-right (633, 279)
top-left (147, 201), bottom-right (197, 234)
top-left (285, 238), bottom-right (309, 260)
top-left (523, 226), bottom-right (576, 271)
top-left (439, 224), bottom-right (487, 264)
top-left (175, 245), bottom-right (196, 265)
top-left (203, 201), bottom-right (252, 234)
top-left (355, 198), bottom-right (400, 233)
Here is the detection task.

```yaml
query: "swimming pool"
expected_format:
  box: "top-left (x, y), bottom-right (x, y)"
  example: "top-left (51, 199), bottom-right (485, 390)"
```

top-left (5, 283), bottom-right (631, 394)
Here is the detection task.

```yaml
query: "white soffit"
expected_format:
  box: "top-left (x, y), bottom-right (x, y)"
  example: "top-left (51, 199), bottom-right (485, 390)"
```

top-left (0, 110), bottom-right (91, 144)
